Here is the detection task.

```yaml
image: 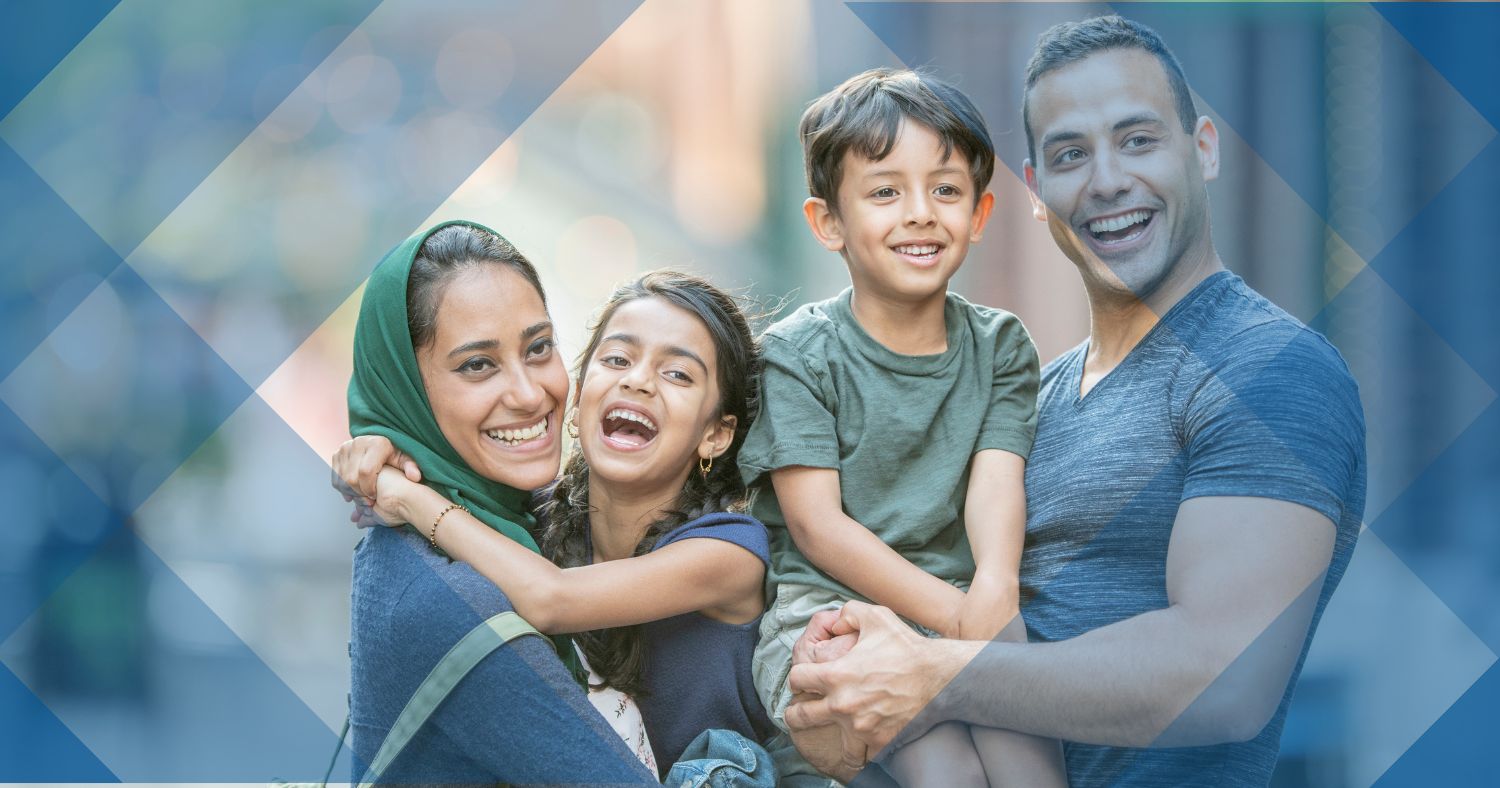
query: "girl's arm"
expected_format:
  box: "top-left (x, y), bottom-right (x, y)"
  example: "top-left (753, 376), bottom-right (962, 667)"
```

top-left (956, 449), bottom-right (1026, 641)
top-left (377, 468), bottom-right (763, 634)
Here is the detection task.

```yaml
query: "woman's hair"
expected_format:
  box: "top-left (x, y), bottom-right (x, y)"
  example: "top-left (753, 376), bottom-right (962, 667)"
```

top-left (540, 270), bottom-right (762, 696)
top-left (407, 223), bottom-right (547, 349)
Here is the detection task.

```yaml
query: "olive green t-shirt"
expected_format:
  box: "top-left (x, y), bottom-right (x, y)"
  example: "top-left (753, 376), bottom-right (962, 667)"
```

top-left (738, 288), bottom-right (1039, 601)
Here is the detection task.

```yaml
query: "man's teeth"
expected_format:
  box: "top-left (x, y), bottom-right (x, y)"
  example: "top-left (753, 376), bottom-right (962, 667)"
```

top-left (1088, 210), bottom-right (1151, 234)
top-left (894, 244), bottom-right (940, 256)
top-left (607, 408), bottom-right (657, 432)
top-left (486, 418), bottom-right (548, 445)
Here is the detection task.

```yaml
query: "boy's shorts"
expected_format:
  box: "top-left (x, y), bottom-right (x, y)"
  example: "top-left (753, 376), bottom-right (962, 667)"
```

top-left (751, 580), bottom-right (967, 732)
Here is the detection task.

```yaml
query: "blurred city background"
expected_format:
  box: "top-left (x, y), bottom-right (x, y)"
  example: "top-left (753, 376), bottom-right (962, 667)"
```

top-left (0, 0), bottom-right (1496, 783)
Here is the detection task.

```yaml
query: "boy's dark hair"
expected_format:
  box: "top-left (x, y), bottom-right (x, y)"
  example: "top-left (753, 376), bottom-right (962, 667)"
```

top-left (540, 269), bottom-right (761, 696)
top-left (800, 68), bottom-right (995, 212)
top-left (1024, 15), bottom-right (1199, 163)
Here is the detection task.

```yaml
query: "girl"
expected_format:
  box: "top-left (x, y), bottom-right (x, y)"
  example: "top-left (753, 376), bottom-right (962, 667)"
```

top-left (343, 267), bottom-right (776, 775)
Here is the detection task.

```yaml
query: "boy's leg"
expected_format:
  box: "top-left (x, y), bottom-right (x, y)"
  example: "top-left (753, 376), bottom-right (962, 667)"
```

top-left (882, 722), bottom-right (987, 788)
top-left (752, 583), bottom-right (849, 786)
top-left (969, 725), bottom-right (1068, 787)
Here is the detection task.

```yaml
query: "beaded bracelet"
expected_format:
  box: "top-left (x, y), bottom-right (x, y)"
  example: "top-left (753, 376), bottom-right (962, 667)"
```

top-left (430, 502), bottom-right (469, 549)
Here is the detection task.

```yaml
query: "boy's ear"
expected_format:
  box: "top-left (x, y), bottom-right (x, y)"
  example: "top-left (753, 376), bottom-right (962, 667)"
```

top-left (802, 197), bottom-right (846, 252)
top-left (1023, 160), bottom-right (1048, 223)
top-left (969, 191), bottom-right (996, 243)
top-left (700, 414), bottom-right (737, 459)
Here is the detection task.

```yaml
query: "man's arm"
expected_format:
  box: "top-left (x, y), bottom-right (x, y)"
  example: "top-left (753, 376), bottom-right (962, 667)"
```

top-left (787, 495), bottom-right (1335, 753)
top-left (773, 465), bottom-right (965, 635)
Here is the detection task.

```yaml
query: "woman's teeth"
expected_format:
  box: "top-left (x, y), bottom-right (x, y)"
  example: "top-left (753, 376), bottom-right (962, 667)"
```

top-left (486, 417), bottom-right (548, 445)
top-left (606, 408), bottom-right (656, 432)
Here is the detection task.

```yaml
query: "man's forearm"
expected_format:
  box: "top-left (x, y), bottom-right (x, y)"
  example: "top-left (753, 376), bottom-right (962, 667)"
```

top-left (919, 605), bottom-right (1269, 748)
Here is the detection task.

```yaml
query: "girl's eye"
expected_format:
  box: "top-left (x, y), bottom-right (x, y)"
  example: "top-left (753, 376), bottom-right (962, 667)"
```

top-left (458, 357), bottom-right (494, 374)
top-left (601, 354), bottom-right (628, 368)
top-left (527, 337), bottom-right (555, 359)
top-left (666, 369), bottom-right (692, 383)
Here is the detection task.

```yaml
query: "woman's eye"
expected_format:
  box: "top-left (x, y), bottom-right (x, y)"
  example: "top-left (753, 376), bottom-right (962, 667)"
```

top-left (458, 357), bottom-right (494, 373)
top-left (527, 338), bottom-right (555, 359)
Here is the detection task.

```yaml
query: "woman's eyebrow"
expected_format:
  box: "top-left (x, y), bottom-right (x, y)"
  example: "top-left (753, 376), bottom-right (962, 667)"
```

top-left (521, 321), bottom-right (552, 340)
top-left (447, 339), bottom-right (498, 358)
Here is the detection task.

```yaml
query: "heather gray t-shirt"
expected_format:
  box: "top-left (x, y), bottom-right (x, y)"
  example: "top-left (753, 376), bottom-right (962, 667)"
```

top-left (1020, 271), bottom-right (1366, 786)
top-left (739, 288), bottom-right (1039, 602)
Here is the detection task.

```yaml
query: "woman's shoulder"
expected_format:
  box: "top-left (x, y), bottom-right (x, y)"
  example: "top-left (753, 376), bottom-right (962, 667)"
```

top-left (359, 527), bottom-right (519, 636)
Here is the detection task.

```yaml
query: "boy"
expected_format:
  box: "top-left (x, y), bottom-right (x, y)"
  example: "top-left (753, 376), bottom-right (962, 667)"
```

top-left (739, 69), bottom-right (1062, 786)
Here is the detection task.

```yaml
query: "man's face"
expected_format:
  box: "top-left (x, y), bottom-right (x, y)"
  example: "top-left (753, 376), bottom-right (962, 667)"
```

top-left (1024, 48), bottom-right (1218, 302)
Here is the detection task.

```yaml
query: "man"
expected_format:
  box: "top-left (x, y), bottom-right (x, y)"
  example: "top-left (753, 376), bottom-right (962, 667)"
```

top-left (784, 15), bottom-right (1366, 787)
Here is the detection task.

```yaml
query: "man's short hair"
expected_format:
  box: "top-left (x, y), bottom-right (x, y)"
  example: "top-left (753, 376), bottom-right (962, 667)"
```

top-left (800, 68), bottom-right (996, 212)
top-left (1023, 15), bottom-right (1199, 162)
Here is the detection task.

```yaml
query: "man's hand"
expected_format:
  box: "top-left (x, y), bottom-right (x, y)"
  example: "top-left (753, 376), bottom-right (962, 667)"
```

top-left (786, 602), bottom-right (968, 759)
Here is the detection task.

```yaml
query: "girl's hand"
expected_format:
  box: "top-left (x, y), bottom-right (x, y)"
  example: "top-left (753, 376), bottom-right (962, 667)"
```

top-left (331, 435), bottom-right (422, 501)
top-left (369, 465), bottom-right (424, 528)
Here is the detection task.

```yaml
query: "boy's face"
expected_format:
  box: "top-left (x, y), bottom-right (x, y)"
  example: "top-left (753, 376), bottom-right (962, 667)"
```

top-left (804, 121), bottom-right (994, 307)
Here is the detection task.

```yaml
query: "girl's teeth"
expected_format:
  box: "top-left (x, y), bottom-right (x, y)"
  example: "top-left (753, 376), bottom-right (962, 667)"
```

top-left (606, 408), bottom-right (657, 432)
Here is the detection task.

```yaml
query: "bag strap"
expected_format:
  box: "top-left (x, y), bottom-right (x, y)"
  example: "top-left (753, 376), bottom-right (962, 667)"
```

top-left (356, 610), bottom-right (549, 787)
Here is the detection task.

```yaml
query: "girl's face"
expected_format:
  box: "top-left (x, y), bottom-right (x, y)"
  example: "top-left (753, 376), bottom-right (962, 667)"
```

top-left (415, 265), bottom-right (569, 490)
top-left (575, 296), bottom-right (736, 496)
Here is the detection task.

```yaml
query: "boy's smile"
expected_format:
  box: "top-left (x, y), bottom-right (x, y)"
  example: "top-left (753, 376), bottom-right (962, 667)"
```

top-left (807, 121), bottom-right (994, 310)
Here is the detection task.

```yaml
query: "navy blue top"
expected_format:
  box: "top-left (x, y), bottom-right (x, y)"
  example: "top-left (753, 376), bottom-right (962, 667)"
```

top-left (1019, 271), bottom-right (1366, 786)
top-left (349, 525), bottom-right (656, 784)
top-left (628, 512), bottom-right (776, 776)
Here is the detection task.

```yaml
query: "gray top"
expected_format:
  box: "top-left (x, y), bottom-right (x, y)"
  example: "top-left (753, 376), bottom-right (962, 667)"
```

top-left (738, 288), bottom-right (1039, 601)
top-left (1019, 271), bottom-right (1366, 786)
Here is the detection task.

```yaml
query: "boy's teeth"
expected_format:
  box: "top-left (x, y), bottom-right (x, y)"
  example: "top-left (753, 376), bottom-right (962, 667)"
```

top-left (1088, 210), bottom-right (1150, 234)
top-left (606, 408), bottom-right (657, 432)
top-left (486, 417), bottom-right (548, 444)
top-left (894, 244), bottom-right (939, 256)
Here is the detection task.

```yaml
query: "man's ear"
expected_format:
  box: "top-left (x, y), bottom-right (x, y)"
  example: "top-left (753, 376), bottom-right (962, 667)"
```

top-left (803, 197), bottom-right (846, 252)
top-left (969, 191), bottom-right (996, 243)
top-left (1195, 116), bottom-right (1220, 182)
top-left (1023, 160), bottom-right (1048, 222)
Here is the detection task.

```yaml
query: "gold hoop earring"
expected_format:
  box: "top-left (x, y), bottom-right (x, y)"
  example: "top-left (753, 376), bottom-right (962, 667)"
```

top-left (699, 455), bottom-right (713, 477)
top-left (566, 409), bottom-right (579, 439)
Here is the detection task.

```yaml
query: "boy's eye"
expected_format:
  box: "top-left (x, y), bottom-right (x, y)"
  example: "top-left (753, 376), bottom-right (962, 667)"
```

top-left (872, 187), bottom-right (897, 199)
top-left (935, 184), bottom-right (960, 197)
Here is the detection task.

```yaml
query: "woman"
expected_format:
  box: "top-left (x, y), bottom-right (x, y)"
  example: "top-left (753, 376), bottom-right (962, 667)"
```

top-left (343, 220), bottom-right (773, 784)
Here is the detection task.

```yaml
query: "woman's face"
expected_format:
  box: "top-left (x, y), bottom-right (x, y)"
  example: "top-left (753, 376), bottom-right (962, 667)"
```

top-left (575, 296), bottom-right (736, 496)
top-left (415, 265), bottom-right (568, 490)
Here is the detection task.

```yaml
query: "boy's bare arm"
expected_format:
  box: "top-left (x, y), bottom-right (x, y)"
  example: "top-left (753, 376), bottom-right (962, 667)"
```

top-left (957, 449), bottom-right (1026, 641)
top-left (771, 466), bottom-right (965, 634)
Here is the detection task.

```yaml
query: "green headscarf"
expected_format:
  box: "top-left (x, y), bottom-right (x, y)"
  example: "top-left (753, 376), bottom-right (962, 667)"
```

top-left (348, 219), bottom-right (584, 684)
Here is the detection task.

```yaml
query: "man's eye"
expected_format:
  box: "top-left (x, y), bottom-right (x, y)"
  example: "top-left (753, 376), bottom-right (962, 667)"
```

top-left (1126, 135), bottom-right (1156, 149)
top-left (1054, 148), bottom-right (1084, 165)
